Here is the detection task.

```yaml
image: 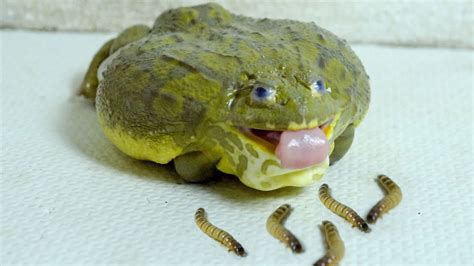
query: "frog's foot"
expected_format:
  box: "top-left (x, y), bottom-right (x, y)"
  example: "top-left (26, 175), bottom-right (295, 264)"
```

top-left (329, 124), bottom-right (354, 165)
top-left (79, 25), bottom-right (150, 101)
top-left (173, 151), bottom-right (219, 183)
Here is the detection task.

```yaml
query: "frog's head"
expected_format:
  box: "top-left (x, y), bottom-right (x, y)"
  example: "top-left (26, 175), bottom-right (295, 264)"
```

top-left (195, 19), bottom-right (370, 191)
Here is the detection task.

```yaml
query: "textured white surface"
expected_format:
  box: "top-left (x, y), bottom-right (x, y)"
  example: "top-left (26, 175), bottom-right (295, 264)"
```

top-left (1, 0), bottom-right (473, 48)
top-left (1, 30), bottom-right (473, 265)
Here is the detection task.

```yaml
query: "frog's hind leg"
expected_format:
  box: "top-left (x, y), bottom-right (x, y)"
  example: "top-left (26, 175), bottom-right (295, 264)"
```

top-left (330, 124), bottom-right (355, 165)
top-left (79, 25), bottom-right (150, 101)
top-left (173, 151), bottom-right (219, 183)
top-left (79, 39), bottom-right (114, 100)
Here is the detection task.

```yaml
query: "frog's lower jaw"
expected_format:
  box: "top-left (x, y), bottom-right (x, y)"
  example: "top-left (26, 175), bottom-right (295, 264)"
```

top-left (211, 117), bottom-right (338, 191)
top-left (218, 153), bottom-right (330, 191)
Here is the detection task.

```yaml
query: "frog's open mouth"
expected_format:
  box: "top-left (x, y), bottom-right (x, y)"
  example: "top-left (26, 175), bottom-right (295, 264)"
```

top-left (241, 119), bottom-right (335, 169)
top-left (248, 119), bottom-right (333, 145)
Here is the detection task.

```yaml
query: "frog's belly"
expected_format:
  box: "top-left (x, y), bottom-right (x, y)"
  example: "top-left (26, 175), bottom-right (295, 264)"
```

top-left (97, 113), bottom-right (183, 164)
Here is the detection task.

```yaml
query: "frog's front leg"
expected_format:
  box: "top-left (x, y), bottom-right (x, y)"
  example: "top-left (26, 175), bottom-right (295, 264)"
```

top-left (330, 125), bottom-right (355, 165)
top-left (79, 25), bottom-right (150, 100)
top-left (173, 151), bottom-right (219, 182)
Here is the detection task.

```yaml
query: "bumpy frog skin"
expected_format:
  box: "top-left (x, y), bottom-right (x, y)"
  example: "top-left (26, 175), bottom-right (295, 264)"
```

top-left (80, 3), bottom-right (370, 191)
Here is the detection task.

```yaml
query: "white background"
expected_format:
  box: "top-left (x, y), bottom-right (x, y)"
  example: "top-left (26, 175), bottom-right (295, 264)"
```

top-left (1, 0), bottom-right (473, 48)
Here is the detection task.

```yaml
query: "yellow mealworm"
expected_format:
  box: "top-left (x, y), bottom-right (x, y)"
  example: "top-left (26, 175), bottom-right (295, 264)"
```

top-left (194, 208), bottom-right (245, 256)
top-left (367, 174), bottom-right (402, 223)
top-left (266, 204), bottom-right (303, 253)
top-left (318, 184), bottom-right (370, 233)
top-left (314, 221), bottom-right (345, 266)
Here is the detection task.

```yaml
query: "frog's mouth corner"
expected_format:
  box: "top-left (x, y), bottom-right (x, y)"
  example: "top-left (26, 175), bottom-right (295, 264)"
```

top-left (240, 118), bottom-right (335, 169)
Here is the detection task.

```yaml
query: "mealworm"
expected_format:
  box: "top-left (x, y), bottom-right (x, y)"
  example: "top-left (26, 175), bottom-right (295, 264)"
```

top-left (318, 184), bottom-right (370, 232)
top-left (367, 174), bottom-right (402, 223)
top-left (266, 204), bottom-right (303, 253)
top-left (314, 220), bottom-right (345, 266)
top-left (194, 208), bottom-right (245, 256)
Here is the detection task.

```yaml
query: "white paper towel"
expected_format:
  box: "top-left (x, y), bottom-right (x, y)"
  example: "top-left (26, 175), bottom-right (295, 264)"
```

top-left (1, 31), bottom-right (472, 265)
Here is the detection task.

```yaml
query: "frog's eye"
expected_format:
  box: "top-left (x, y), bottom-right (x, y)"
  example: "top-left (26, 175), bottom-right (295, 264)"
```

top-left (251, 85), bottom-right (276, 102)
top-left (312, 80), bottom-right (330, 94)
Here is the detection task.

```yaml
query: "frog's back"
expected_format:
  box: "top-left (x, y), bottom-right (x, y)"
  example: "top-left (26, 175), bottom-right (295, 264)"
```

top-left (148, 3), bottom-right (369, 126)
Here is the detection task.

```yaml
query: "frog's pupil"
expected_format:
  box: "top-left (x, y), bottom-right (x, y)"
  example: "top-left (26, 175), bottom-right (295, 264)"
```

top-left (255, 87), bottom-right (269, 98)
top-left (315, 80), bottom-right (325, 91)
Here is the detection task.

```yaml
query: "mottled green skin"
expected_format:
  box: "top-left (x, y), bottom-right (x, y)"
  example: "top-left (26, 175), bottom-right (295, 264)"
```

top-left (81, 3), bottom-right (370, 188)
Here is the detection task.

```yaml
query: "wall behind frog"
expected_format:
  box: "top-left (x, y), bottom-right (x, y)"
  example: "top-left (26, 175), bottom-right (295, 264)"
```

top-left (1, 0), bottom-right (472, 49)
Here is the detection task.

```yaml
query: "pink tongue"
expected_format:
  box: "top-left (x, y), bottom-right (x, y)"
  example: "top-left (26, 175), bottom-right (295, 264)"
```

top-left (275, 127), bottom-right (330, 169)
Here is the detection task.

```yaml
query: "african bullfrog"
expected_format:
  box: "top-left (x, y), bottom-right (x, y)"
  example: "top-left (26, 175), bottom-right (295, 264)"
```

top-left (79, 3), bottom-right (370, 191)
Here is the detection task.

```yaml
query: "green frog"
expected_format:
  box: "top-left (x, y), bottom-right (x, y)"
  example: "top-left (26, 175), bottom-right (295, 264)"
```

top-left (80, 3), bottom-right (370, 191)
